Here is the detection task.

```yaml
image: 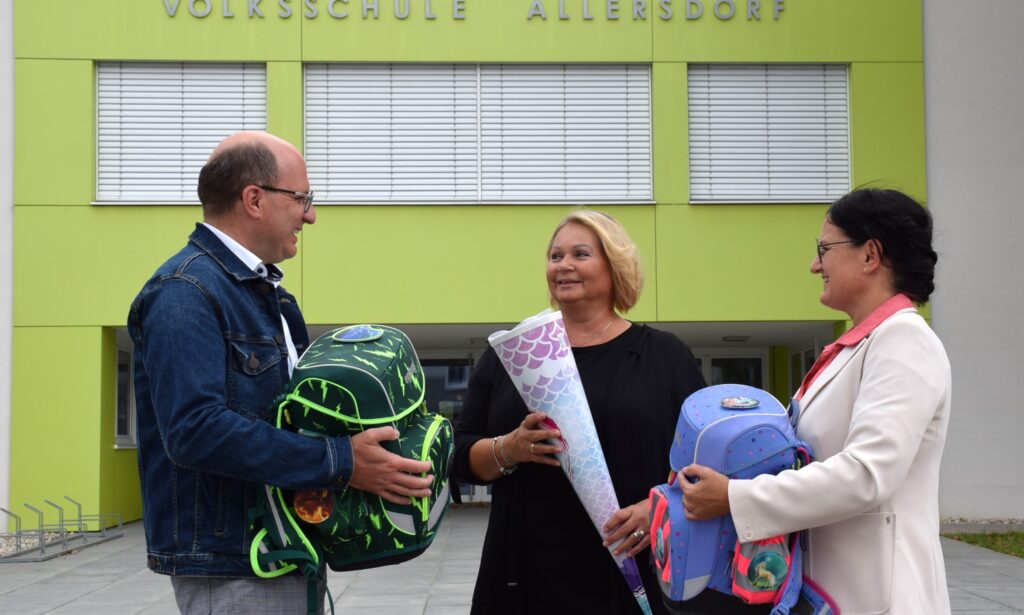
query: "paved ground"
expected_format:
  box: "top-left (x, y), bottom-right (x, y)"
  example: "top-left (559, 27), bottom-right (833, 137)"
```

top-left (1, 506), bottom-right (1022, 614)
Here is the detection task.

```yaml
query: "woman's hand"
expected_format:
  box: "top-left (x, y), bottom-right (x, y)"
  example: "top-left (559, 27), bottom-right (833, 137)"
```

top-left (503, 412), bottom-right (562, 468)
top-left (680, 464), bottom-right (730, 520)
top-left (602, 499), bottom-right (652, 558)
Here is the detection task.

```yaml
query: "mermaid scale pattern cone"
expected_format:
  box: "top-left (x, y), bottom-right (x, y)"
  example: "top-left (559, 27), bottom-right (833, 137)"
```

top-left (488, 309), bottom-right (653, 615)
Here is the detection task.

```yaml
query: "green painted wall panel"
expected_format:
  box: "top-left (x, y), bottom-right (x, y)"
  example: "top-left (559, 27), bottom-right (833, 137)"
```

top-left (14, 207), bottom-right (197, 326)
top-left (15, 0), bottom-right (303, 61)
top-left (10, 327), bottom-right (105, 528)
top-left (300, 205), bottom-right (657, 324)
top-left (12, 206), bottom-right (307, 327)
top-left (14, 201), bottom-right (920, 328)
top-left (301, 1), bottom-right (654, 62)
top-left (850, 62), bottom-right (927, 200)
top-left (655, 203), bottom-right (835, 321)
top-left (267, 62), bottom-right (304, 147)
top-left (770, 345), bottom-right (788, 401)
top-left (9, 0), bottom-right (928, 536)
top-left (653, 0), bottom-right (921, 63)
top-left (651, 62), bottom-right (689, 204)
top-left (14, 59), bottom-right (94, 206)
top-left (16, 0), bottom-right (921, 63)
top-left (789, 351), bottom-right (801, 394)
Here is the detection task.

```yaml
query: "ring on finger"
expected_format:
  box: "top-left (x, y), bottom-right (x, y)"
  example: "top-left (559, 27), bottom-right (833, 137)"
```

top-left (529, 442), bottom-right (536, 454)
top-left (631, 529), bottom-right (646, 541)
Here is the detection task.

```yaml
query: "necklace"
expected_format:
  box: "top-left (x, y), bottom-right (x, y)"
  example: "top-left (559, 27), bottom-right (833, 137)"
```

top-left (567, 317), bottom-right (617, 347)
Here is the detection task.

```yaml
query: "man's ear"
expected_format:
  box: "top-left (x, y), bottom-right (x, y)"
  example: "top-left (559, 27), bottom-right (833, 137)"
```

top-left (239, 185), bottom-right (263, 220)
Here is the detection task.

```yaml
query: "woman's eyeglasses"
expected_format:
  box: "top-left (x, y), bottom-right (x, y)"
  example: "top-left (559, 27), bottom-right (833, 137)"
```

top-left (815, 239), bottom-right (860, 261)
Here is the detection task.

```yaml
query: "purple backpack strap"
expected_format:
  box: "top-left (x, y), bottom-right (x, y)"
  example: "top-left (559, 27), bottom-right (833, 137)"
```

top-left (769, 531), bottom-right (840, 615)
top-left (768, 531), bottom-right (804, 615)
top-left (796, 574), bottom-right (840, 614)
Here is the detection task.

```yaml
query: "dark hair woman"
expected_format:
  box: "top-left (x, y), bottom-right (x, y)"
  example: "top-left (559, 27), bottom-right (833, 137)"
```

top-left (678, 188), bottom-right (952, 615)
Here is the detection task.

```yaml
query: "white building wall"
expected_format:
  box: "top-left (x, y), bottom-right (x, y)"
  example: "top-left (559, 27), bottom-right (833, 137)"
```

top-left (925, 0), bottom-right (1024, 520)
top-left (0, 0), bottom-right (14, 515)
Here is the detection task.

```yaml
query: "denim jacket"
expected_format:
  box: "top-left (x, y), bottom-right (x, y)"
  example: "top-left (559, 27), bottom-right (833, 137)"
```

top-left (128, 223), bottom-right (354, 577)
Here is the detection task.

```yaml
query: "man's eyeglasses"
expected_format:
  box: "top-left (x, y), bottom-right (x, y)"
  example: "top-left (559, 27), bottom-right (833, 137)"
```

top-left (259, 185), bottom-right (314, 213)
top-left (815, 239), bottom-right (860, 262)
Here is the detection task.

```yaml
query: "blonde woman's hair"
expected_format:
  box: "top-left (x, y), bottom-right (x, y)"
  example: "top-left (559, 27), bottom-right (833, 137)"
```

top-left (547, 210), bottom-right (644, 313)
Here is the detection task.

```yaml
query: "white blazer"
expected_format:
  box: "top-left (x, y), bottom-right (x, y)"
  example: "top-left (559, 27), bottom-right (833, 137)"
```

top-left (728, 308), bottom-right (951, 615)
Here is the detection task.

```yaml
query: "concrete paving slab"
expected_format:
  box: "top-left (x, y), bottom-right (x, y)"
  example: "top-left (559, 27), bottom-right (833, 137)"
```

top-left (0, 507), bottom-right (1022, 614)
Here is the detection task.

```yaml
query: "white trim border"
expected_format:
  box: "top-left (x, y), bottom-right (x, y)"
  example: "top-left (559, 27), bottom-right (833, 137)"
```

top-left (0, 0), bottom-right (15, 515)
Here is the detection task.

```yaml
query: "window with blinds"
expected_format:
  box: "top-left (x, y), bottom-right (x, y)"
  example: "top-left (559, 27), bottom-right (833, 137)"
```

top-left (305, 63), bottom-right (652, 204)
top-left (96, 62), bottom-right (266, 204)
top-left (688, 64), bottom-right (850, 203)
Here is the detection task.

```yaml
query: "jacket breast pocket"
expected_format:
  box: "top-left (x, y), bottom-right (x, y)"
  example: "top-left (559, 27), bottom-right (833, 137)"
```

top-left (225, 338), bottom-right (283, 419)
top-left (808, 512), bottom-right (895, 615)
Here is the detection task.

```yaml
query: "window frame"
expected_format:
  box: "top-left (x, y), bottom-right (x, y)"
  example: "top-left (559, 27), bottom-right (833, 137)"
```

top-left (304, 62), bottom-right (654, 205)
top-left (790, 343), bottom-right (824, 396)
top-left (115, 346), bottom-right (137, 449)
top-left (94, 61), bottom-right (268, 205)
top-left (692, 347), bottom-right (770, 389)
top-left (687, 63), bottom-right (851, 204)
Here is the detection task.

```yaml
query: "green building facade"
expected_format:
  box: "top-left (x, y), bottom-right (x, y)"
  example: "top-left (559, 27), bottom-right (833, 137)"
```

top-left (8, 0), bottom-right (925, 525)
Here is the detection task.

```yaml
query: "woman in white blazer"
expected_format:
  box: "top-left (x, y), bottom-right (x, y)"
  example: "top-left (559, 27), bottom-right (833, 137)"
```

top-left (680, 188), bottom-right (951, 615)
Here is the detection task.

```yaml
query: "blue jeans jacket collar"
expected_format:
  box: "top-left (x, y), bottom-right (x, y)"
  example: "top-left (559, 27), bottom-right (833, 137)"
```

top-left (188, 223), bottom-right (265, 283)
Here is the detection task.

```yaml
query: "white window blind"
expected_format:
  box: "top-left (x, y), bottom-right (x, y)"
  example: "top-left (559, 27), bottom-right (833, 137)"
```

top-left (305, 63), bottom-right (652, 204)
top-left (480, 64), bottom-right (651, 201)
top-left (96, 62), bottom-right (266, 203)
top-left (688, 64), bottom-right (850, 203)
top-left (306, 64), bottom-right (480, 203)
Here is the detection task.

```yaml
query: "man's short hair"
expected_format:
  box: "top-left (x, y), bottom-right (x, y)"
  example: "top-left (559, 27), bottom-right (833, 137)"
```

top-left (197, 140), bottom-right (279, 218)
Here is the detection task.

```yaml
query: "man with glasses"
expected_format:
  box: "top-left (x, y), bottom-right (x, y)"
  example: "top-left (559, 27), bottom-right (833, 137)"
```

top-left (128, 131), bottom-right (434, 614)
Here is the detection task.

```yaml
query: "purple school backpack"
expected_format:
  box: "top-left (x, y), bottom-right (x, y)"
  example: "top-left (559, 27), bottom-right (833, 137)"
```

top-left (647, 384), bottom-right (838, 615)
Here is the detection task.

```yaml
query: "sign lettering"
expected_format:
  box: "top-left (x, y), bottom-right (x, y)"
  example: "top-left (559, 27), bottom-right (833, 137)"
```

top-left (160, 0), bottom-right (786, 20)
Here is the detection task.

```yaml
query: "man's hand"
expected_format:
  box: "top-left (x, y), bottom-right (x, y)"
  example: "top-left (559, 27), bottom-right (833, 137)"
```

top-left (349, 427), bottom-right (434, 505)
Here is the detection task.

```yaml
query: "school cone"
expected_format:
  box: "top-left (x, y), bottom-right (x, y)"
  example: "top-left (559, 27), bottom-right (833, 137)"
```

top-left (488, 309), bottom-right (653, 615)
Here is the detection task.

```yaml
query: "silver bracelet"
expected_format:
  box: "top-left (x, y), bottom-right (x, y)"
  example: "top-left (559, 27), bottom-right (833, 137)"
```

top-left (498, 434), bottom-right (517, 468)
top-left (491, 436), bottom-right (517, 476)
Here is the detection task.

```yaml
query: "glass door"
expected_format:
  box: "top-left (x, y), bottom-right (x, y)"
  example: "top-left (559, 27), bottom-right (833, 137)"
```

top-left (692, 348), bottom-right (769, 388)
top-left (421, 359), bottom-right (491, 503)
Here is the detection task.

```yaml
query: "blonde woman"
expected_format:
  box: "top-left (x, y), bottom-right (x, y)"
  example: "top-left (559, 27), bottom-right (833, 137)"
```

top-left (454, 211), bottom-right (707, 614)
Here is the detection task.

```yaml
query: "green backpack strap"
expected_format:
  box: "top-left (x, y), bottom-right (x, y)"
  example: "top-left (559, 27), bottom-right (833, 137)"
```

top-left (249, 527), bottom-right (300, 579)
top-left (249, 529), bottom-right (332, 615)
top-left (248, 485), bottom-right (334, 615)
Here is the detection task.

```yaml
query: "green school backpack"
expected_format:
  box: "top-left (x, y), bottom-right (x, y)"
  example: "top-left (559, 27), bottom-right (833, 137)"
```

top-left (248, 324), bottom-right (454, 586)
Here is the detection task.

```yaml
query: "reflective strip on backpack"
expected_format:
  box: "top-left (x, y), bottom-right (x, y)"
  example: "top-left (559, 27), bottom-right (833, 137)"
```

top-left (427, 480), bottom-right (450, 530)
top-left (266, 484), bottom-right (291, 546)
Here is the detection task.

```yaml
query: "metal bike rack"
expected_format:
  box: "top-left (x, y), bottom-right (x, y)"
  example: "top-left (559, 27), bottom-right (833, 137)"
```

top-left (0, 496), bottom-right (124, 563)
